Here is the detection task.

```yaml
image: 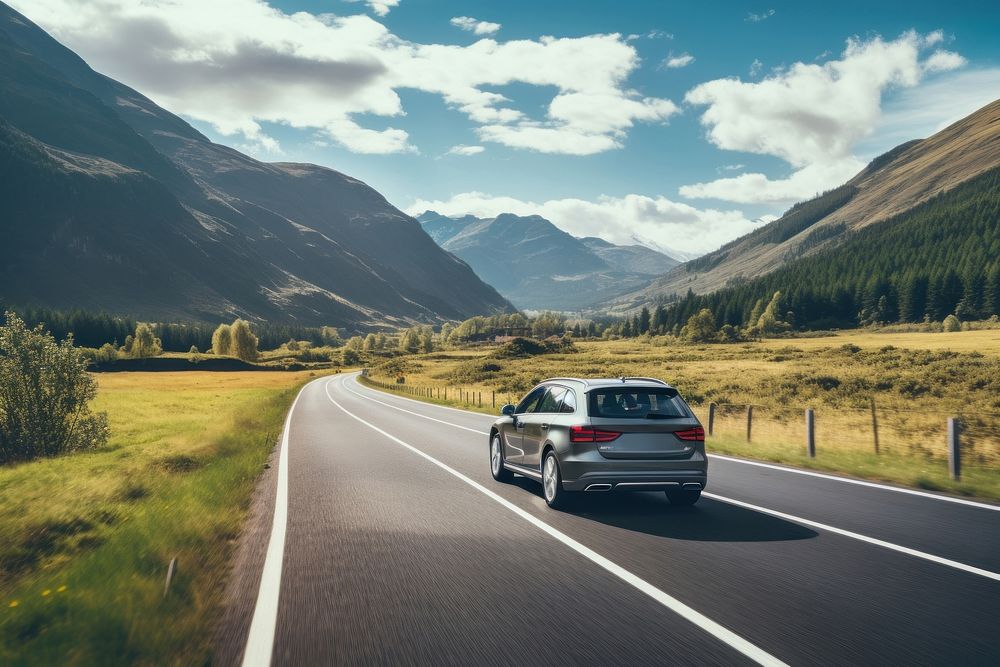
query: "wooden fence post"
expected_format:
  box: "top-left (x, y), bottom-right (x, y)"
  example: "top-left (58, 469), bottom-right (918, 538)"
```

top-left (708, 403), bottom-right (716, 436)
top-left (870, 398), bottom-right (880, 455)
top-left (948, 418), bottom-right (961, 480)
top-left (746, 406), bottom-right (753, 442)
top-left (806, 408), bottom-right (815, 458)
top-left (492, 391), bottom-right (495, 408)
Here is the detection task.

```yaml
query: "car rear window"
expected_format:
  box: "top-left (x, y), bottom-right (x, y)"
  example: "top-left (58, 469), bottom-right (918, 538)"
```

top-left (588, 387), bottom-right (690, 419)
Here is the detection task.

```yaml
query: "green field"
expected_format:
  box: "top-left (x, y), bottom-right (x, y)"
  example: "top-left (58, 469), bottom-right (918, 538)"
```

top-left (362, 329), bottom-right (1000, 501)
top-left (0, 370), bottom-right (319, 665)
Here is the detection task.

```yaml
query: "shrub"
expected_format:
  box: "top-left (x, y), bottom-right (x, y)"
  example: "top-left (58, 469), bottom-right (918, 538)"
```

top-left (94, 342), bottom-right (119, 363)
top-left (0, 312), bottom-right (109, 463)
top-left (943, 314), bottom-right (961, 332)
top-left (342, 348), bottom-right (361, 366)
top-left (681, 309), bottom-right (717, 343)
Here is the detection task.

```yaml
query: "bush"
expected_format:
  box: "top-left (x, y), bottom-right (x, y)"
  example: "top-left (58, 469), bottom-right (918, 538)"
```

top-left (943, 314), bottom-right (962, 332)
top-left (342, 348), bottom-right (361, 366)
top-left (0, 312), bottom-right (109, 463)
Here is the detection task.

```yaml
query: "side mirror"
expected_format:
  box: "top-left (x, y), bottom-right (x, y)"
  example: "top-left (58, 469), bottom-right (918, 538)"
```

top-left (500, 403), bottom-right (516, 417)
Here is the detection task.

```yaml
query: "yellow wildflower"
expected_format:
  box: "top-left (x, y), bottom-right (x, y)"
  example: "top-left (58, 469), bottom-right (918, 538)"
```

top-left (8, 600), bottom-right (17, 608)
top-left (42, 590), bottom-right (51, 596)
top-left (57, 585), bottom-right (67, 593)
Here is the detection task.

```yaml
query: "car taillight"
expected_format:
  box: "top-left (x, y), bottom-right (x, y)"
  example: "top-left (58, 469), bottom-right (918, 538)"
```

top-left (674, 427), bottom-right (705, 442)
top-left (570, 425), bottom-right (621, 443)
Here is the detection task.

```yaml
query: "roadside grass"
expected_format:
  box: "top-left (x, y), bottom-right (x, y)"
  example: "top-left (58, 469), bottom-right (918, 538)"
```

top-left (361, 330), bottom-right (1000, 501)
top-left (0, 370), bottom-right (320, 666)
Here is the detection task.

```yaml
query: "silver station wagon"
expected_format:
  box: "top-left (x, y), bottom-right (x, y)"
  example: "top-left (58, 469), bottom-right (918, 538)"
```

top-left (489, 377), bottom-right (707, 509)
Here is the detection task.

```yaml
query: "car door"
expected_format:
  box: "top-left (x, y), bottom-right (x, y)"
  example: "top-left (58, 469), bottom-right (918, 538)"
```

top-left (521, 386), bottom-right (567, 469)
top-left (504, 386), bottom-right (545, 464)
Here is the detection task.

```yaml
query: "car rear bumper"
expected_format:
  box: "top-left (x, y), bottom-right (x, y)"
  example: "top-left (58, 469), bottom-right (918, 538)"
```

top-left (559, 446), bottom-right (707, 492)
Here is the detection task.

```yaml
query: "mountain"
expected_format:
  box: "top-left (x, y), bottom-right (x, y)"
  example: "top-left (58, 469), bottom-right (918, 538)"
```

top-left (0, 2), bottom-right (510, 329)
top-left (616, 99), bottom-right (1000, 311)
top-left (417, 211), bottom-right (679, 311)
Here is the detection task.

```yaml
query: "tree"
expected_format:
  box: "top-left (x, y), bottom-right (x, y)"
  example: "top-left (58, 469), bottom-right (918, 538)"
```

top-left (130, 323), bottom-right (163, 358)
top-left (212, 324), bottom-right (233, 356)
top-left (681, 309), bottom-right (717, 343)
top-left (342, 347), bottom-right (360, 366)
top-left (0, 312), bottom-right (109, 463)
top-left (399, 328), bottom-right (421, 353)
top-left (320, 326), bottom-right (343, 347)
top-left (985, 265), bottom-right (1000, 318)
top-left (363, 333), bottom-right (378, 352)
top-left (230, 319), bottom-right (260, 361)
top-left (638, 306), bottom-right (651, 334)
top-left (285, 339), bottom-right (301, 351)
top-left (421, 332), bottom-right (434, 353)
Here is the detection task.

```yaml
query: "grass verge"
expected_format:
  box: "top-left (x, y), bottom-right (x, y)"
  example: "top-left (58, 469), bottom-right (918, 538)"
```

top-left (0, 370), bottom-right (319, 666)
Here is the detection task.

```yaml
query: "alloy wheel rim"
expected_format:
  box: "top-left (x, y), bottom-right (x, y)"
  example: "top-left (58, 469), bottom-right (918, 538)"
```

top-left (491, 438), bottom-right (501, 475)
top-left (543, 456), bottom-right (556, 500)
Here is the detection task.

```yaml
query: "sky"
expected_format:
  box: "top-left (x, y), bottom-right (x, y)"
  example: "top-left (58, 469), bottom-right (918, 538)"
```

top-left (12, 0), bottom-right (1000, 257)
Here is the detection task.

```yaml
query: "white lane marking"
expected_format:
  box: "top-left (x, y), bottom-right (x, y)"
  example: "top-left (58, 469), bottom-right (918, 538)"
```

top-left (349, 373), bottom-right (1000, 581)
top-left (242, 379), bottom-right (317, 667)
top-left (353, 375), bottom-right (999, 511)
top-left (704, 493), bottom-right (1000, 582)
top-left (708, 455), bottom-right (999, 512)
top-left (342, 380), bottom-right (487, 434)
top-left (324, 378), bottom-right (786, 667)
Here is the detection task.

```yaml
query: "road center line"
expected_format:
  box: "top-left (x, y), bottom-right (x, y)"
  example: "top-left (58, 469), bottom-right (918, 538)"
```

top-left (352, 375), bottom-right (999, 511)
top-left (346, 373), bottom-right (1000, 582)
top-left (242, 378), bottom-right (317, 667)
top-left (323, 377), bottom-right (787, 667)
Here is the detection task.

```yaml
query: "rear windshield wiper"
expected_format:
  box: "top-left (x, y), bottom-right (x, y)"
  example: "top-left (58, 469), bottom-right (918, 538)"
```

top-left (644, 413), bottom-right (684, 419)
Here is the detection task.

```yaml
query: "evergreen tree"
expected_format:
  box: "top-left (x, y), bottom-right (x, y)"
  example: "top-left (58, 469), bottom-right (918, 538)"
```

top-left (986, 265), bottom-right (1000, 317)
top-left (638, 306), bottom-right (651, 334)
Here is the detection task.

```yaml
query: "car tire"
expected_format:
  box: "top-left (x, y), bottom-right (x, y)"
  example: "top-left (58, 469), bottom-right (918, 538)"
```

top-left (490, 434), bottom-right (514, 483)
top-left (666, 489), bottom-right (701, 506)
top-left (542, 451), bottom-right (570, 509)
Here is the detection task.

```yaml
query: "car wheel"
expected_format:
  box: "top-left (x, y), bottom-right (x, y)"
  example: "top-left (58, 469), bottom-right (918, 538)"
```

top-left (542, 451), bottom-right (569, 509)
top-left (666, 490), bottom-right (701, 506)
top-left (490, 434), bottom-right (514, 483)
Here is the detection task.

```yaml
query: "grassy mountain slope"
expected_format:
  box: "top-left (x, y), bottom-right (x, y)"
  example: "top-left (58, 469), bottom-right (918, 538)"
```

top-left (620, 99), bottom-right (1000, 308)
top-left (0, 2), bottom-right (510, 327)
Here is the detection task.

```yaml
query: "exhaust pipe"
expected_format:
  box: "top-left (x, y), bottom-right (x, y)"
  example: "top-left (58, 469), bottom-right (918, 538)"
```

top-left (682, 482), bottom-right (702, 491)
top-left (585, 483), bottom-right (612, 491)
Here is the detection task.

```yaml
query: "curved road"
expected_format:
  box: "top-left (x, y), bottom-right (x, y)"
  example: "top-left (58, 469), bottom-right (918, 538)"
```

top-left (215, 372), bottom-right (1000, 666)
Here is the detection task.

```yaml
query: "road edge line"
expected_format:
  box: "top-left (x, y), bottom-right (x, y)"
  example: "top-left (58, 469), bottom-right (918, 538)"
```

top-left (240, 378), bottom-right (318, 667)
top-left (703, 493), bottom-right (1000, 582)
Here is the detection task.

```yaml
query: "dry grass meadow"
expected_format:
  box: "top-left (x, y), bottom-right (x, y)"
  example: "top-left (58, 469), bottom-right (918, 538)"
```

top-left (363, 329), bottom-right (1000, 500)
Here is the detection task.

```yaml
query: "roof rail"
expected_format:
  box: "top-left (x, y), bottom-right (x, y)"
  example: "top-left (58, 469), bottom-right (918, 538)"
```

top-left (540, 377), bottom-right (585, 384)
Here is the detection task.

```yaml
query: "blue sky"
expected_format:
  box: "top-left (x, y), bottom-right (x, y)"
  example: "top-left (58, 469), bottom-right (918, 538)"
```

top-left (15, 0), bottom-right (1000, 255)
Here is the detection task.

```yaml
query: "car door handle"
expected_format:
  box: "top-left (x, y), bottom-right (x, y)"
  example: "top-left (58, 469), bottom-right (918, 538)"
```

top-left (540, 423), bottom-right (549, 430)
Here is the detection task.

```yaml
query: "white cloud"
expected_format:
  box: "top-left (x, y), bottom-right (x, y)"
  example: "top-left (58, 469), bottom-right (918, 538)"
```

top-left (749, 59), bottom-right (763, 77)
top-left (450, 16), bottom-right (501, 36)
top-left (14, 0), bottom-right (675, 156)
top-left (406, 192), bottom-right (756, 255)
top-left (681, 158), bottom-right (865, 204)
top-left (681, 31), bottom-right (967, 203)
top-left (745, 9), bottom-right (775, 23)
top-left (661, 53), bottom-right (694, 69)
top-left (445, 144), bottom-right (485, 156)
top-left (353, 0), bottom-right (400, 17)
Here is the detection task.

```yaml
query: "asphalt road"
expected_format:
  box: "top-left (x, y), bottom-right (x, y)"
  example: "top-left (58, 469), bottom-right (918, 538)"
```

top-left (216, 372), bottom-right (1000, 666)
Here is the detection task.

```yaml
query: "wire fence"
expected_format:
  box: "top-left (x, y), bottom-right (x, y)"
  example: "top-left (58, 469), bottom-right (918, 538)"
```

top-left (359, 372), bottom-right (1000, 479)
